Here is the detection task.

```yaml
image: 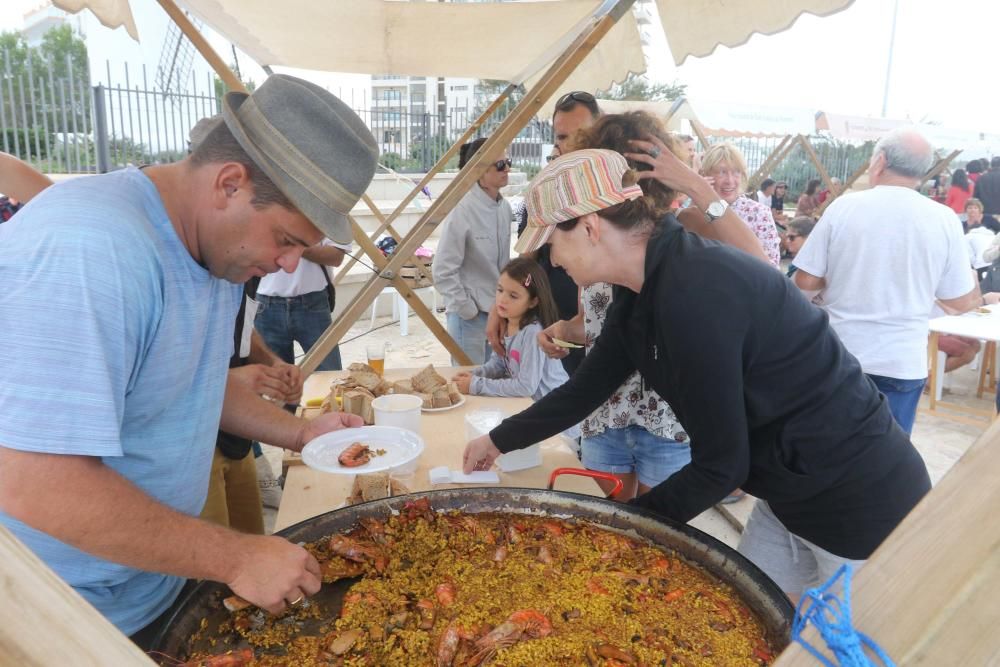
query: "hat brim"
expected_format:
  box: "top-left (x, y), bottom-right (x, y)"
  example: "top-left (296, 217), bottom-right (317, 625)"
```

top-left (222, 91), bottom-right (353, 246)
top-left (514, 223), bottom-right (555, 254)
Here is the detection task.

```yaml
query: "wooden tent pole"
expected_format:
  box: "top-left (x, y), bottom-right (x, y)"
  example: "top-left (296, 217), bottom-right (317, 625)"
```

top-left (814, 158), bottom-right (870, 217)
top-left (300, 0), bottom-right (638, 374)
top-left (154, 0), bottom-right (244, 92)
top-left (347, 217), bottom-right (471, 364)
top-left (355, 194), bottom-right (431, 284)
top-left (747, 135), bottom-right (792, 193)
top-left (797, 135), bottom-right (835, 194)
top-left (334, 89), bottom-right (514, 284)
top-left (920, 149), bottom-right (961, 188)
top-left (690, 119), bottom-right (712, 148)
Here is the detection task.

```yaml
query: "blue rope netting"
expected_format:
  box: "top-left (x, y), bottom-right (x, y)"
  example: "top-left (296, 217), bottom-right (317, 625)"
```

top-left (790, 564), bottom-right (895, 667)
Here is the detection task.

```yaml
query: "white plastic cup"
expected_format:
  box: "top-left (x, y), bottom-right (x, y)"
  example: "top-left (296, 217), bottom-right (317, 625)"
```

top-left (372, 394), bottom-right (422, 435)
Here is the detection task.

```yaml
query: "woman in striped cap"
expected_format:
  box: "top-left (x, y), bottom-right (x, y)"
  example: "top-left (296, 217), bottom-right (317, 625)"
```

top-left (462, 146), bottom-right (931, 601)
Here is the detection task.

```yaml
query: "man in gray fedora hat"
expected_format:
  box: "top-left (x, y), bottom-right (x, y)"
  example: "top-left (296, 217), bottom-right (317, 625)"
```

top-left (0, 74), bottom-right (379, 640)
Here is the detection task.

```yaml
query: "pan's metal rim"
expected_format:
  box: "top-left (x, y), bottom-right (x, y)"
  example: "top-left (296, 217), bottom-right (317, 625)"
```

top-left (150, 487), bottom-right (793, 657)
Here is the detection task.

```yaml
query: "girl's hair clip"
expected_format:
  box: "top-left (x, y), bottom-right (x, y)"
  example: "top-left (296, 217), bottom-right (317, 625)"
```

top-left (523, 273), bottom-right (532, 288)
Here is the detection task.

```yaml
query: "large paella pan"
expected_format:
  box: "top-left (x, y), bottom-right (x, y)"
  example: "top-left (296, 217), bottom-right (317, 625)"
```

top-left (152, 487), bottom-right (793, 665)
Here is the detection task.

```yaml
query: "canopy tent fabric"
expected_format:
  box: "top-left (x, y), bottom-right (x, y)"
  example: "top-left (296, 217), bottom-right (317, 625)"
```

top-left (682, 99), bottom-right (815, 137)
top-left (54, 0), bottom-right (853, 96)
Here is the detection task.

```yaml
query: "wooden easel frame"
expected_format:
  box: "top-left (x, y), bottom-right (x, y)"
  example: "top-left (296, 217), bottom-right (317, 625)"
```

top-left (299, 0), bottom-right (640, 374)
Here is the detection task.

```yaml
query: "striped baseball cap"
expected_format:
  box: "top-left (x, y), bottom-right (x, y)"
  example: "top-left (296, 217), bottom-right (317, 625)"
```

top-left (515, 148), bottom-right (644, 254)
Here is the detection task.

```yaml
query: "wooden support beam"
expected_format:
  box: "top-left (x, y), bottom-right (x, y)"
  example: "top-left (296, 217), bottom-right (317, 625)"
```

top-left (814, 158), bottom-right (871, 217)
top-left (796, 135), bottom-right (835, 195)
top-left (774, 417), bottom-right (1000, 665)
top-left (300, 0), bottom-right (638, 374)
top-left (747, 135), bottom-right (792, 193)
top-left (0, 525), bottom-right (155, 664)
top-left (354, 193), bottom-right (431, 284)
top-left (155, 0), bottom-right (244, 92)
top-left (335, 90), bottom-right (514, 284)
top-left (344, 217), bottom-right (471, 367)
top-left (920, 149), bottom-right (962, 188)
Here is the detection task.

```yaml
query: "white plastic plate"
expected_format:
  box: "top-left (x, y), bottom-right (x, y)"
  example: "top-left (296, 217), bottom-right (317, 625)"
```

top-left (421, 395), bottom-right (466, 413)
top-left (301, 426), bottom-right (425, 475)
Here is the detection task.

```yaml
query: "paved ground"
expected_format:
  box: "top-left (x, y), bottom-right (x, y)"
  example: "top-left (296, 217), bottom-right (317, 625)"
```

top-left (261, 307), bottom-right (992, 545)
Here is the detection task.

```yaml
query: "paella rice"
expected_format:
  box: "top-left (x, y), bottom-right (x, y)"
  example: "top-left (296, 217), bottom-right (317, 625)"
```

top-left (176, 499), bottom-right (776, 666)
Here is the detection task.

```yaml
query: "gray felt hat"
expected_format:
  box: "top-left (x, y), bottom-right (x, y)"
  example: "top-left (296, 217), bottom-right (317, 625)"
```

top-left (221, 74), bottom-right (379, 245)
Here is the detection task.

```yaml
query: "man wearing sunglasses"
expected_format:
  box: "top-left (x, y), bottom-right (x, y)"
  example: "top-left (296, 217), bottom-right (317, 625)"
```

top-left (493, 91), bottom-right (602, 375)
top-left (433, 137), bottom-right (514, 365)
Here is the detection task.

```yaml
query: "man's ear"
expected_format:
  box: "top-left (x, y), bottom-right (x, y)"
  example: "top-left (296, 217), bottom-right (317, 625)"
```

top-left (212, 162), bottom-right (252, 209)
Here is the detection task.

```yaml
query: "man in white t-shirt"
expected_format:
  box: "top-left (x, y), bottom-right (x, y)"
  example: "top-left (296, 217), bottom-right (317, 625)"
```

top-left (254, 240), bottom-right (350, 371)
top-left (793, 127), bottom-right (981, 434)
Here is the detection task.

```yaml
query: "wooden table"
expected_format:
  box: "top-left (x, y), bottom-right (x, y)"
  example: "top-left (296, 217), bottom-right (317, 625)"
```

top-left (274, 369), bottom-right (601, 531)
top-left (927, 306), bottom-right (1000, 423)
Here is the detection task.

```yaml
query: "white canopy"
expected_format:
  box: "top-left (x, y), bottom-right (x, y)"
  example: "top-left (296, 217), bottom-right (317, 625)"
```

top-left (54, 0), bottom-right (854, 98)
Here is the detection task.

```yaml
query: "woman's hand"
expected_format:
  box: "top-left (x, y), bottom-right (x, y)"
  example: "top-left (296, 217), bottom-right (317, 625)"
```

top-left (462, 434), bottom-right (503, 474)
top-left (452, 372), bottom-right (473, 394)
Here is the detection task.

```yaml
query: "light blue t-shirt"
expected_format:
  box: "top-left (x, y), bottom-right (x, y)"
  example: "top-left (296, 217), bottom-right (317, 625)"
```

top-left (0, 167), bottom-right (242, 634)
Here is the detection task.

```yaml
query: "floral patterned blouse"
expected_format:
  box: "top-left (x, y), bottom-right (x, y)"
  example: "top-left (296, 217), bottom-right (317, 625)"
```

top-left (730, 195), bottom-right (781, 268)
top-left (581, 282), bottom-right (687, 442)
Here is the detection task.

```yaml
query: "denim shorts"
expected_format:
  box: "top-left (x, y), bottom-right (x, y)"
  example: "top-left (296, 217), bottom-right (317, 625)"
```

top-left (581, 425), bottom-right (691, 489)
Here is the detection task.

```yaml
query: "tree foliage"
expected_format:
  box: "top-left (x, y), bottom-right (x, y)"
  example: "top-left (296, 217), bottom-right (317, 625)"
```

top-left (0, 25), bottom-right (90, 137)
top-left (598, 73), bottom-right (686, 102)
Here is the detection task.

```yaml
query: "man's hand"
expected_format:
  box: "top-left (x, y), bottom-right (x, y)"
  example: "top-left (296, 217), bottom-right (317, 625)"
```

top-left (225, 534), bottom-right (322, 614)
top-left (452, 371), bottom-right (473, 394)
top-left (462, 434), bottom-right (503, 474)
top-left (297, 411), bottom-right (365, 450)
top-left (273, 361), bottom-right (304, 405)
top-left (485, 305), bottom-right (506, 358)
top-left (985, 293), bottom-right (1000, 305)
top-left (229, 364), bottom-right (295, 402)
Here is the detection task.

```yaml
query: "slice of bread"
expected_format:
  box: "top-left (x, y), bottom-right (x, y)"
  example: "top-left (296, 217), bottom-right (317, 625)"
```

top-left (348, 362), bottom-right (378, 375)
top-left (412, 364), bottom-right (447, 393)
top-left (392, 379), bottom-right (414, 395)
top-left (343, 389), bottom-right (375, 424)
top-left (446, 381), bottom-right (462, 405)
top-left (431, 387), bottom-right (451, 409)
top-left (415, 392), bottom-right (434, 409)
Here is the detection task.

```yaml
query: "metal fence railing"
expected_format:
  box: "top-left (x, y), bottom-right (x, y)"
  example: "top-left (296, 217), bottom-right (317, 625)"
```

top-left (1, 48), bottom-right (872, 191)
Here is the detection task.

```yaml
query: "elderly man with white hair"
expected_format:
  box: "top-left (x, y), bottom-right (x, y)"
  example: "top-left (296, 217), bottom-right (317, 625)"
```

top-left (793, 127), bottom-right (981, 434)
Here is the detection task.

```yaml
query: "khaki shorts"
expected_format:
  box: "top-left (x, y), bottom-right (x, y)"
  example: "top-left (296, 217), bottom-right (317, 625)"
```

top-left (737, 500), bottom-right (864, 598)
top-left (201, 447), bottom-right (265, 535)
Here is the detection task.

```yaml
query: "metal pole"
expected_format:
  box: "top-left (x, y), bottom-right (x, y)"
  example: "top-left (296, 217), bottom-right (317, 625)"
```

top-left (27, 53), bottom-right (42, 167)
top-left (6, 50), bottom-right (21, 158)
top-left (881, 0), bottom-right (899, 118)
top-left (92, 85), bottom-right (110, 173)
top-left (68, 55), bottom-right (81, 171)
top-left (39, 77), bottom-right (51, 168)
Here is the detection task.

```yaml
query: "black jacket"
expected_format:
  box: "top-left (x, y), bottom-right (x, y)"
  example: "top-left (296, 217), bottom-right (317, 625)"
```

top-left (491, 215), bottom-right (930, 559)
top-left (974, 170), bottom-right (1000, 215)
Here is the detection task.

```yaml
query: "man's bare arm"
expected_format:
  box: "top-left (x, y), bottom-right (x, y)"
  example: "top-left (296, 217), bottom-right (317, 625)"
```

top-left (0, 447), bottom-right (320, 613)
top-left (0, 152), bottom-right (52, 202)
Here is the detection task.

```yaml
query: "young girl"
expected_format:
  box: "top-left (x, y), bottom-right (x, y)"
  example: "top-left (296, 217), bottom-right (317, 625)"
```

top-left (452, 258), bottom-right (572, 407)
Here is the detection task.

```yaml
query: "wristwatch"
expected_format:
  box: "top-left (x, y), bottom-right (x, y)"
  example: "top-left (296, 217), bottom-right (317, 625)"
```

top-left (704, 199), bottom-right (729, 223)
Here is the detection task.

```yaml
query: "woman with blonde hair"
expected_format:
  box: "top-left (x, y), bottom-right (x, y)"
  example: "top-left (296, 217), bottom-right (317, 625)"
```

top-left (678, 143), bottom-right (781, 267)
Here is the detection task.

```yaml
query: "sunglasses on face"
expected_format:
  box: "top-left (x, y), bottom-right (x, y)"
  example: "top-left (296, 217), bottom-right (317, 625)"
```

top-left (493, 158), bottom-right (512, 172)
top-left (555, 91), bottom-right (598, 113)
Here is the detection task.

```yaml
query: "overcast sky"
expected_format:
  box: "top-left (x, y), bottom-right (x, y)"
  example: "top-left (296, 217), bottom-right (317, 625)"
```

top-left (2, 0), bottom-right (997, 134)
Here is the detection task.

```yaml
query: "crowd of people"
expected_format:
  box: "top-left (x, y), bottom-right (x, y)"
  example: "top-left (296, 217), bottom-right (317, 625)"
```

top-left (0, 77), bottom-right (996, 646)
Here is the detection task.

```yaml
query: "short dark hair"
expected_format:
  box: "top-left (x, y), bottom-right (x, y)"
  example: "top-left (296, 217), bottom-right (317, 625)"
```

top-left (991, 156), bottom-right (1000, 170)
top-left (458, 137), bottom-right (488, 169)
top-left (967, 160), bottom-right (984, 175)
top-left (760, 178), bottom-right (776, 191)
top-left (551, 91), bottom-right (601, 125)
top-left (189, 120), bottom-right (294, 212)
